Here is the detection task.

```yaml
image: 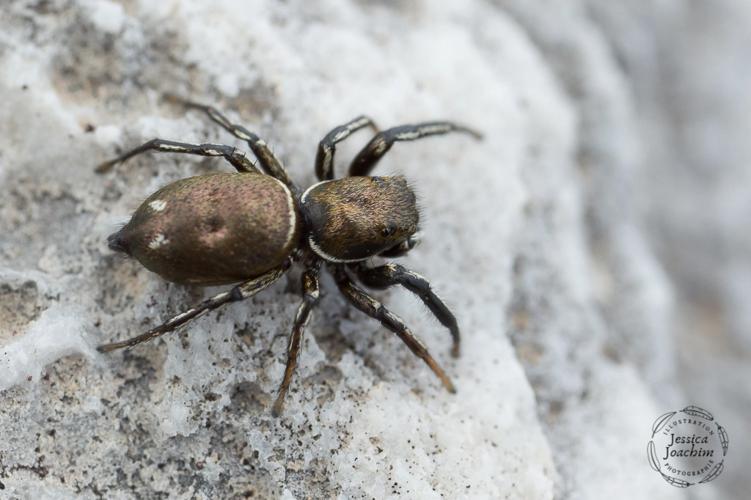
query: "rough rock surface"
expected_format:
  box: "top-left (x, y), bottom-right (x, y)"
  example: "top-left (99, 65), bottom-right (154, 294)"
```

top-left (0, 1), bottom-right (748, 499)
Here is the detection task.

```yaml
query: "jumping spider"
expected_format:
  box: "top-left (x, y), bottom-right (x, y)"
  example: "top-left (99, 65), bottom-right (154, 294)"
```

top-left (97, 96), bottom-right (481, 416)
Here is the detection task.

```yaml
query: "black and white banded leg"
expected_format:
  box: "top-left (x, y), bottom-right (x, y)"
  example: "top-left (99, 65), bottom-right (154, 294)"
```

top-left (332, 266), bottom-right (455, 393)
top-left (166, 95), bottom-right (298, 193)
top-left (353, 263), bottom-right (461, 358)
top-left (349, 122), bottom-right (482, 177)
top-left (97, 266), bottom-right (287, 353)
top-left (315, 115), bottom-right (378, 181)
top-left (95, 138), bottom-right (259, 174)
top-left (272, 260), bottom-right (321, 417)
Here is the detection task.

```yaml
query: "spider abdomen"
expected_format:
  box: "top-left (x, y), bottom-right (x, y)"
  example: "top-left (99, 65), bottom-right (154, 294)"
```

top-left (108, 172), bottom-right (300, 285)
top-left (300, 175), bottom-right (419, 262)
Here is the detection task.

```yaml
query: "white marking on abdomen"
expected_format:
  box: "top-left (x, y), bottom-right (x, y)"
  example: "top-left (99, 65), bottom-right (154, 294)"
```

top-left (272, 178), bottom-right (298, 250)
top-left (149, 199), bottom-right (167, 212)
top-left (149, 233), bottom-right (169, 250)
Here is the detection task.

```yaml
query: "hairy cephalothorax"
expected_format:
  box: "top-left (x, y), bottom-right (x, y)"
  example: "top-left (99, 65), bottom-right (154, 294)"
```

top-left (96, 96), bottom-right (481, 416)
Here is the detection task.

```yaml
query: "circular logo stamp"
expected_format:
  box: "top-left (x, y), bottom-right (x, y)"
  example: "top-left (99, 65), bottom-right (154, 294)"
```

top-left (647, 405), bottom-right (729, 487)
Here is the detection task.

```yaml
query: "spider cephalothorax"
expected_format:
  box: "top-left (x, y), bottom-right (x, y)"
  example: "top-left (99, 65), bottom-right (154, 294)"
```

top-left (301, 175), bottom-right (419, 262)
top-left (97, 96), bottom-right (481, 416)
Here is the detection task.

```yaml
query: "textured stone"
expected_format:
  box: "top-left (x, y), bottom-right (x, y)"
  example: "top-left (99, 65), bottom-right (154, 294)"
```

top-left (0, 1), bottom-right (748, 499)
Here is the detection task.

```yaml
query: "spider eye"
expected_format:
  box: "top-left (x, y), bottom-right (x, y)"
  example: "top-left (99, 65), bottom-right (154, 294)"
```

top-left (381, 223), bottom-right (397, 237)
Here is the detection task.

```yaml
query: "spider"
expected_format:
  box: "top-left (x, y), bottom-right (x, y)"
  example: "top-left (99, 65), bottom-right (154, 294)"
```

top-left (96, 96), bottom-right (481, 416)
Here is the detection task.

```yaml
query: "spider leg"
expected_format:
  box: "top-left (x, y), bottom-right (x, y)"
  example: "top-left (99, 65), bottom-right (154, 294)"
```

top-left (95, 138), bottom-right (259, 174)
top-left (332, 265), bottom-right (455, 393)
top-left (352, 262), bottom-right (460, 358)
top-left (348, 122), bottom-right (482, 177)
top-left (315, 116), bottom-right (378, 181)
top-left (165, 95), bottom-right (299, 194)
top-left (272, 259), bottom-right (321, 417)
top-left (97, 266), bottom-right (287, 353)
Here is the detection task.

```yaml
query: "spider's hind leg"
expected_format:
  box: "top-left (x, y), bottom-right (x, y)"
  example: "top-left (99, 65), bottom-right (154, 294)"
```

top-left (97, 266), bottom-right (286, 352)
top-left (165, 95), bottom-right (299, 194)
top-left (332, 265), bottom-right (455, 393)
top-left (95, 138), bottom-right (258, 174)
top-left (352, 262), bottom-right (460, 358)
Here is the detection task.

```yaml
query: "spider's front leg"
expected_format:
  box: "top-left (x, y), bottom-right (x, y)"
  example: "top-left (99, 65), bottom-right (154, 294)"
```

top-left (332, 265), bottom-right (456, 393)
top-left (315, 116), bottom-right (378, 181)
top-left (349, 121), bottom-right (482, 177)
top-left (351, 262), bottom-right (460, 358)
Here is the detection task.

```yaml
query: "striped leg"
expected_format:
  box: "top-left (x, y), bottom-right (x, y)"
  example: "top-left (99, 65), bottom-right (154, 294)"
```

top-left (348, 122), bottom-right (482, 177)
top-left (272, 261), bottom-right (321, 416)
top-left (97, 266), bottom-right (287, 353)
top-left (315, 116), bottom-right (378, 180)
top-left (353, 262), bottom-right (460, 357)
top-left (166, 95), bottom-right (298, 193)
top-left (95, 138), bottom-right (259, 174)
top-left (332, 265), bottom-right (455, 393)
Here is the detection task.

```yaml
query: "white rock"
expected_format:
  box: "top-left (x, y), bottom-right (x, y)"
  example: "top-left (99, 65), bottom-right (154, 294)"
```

top-left (0, 0), bottom-right (747, 498)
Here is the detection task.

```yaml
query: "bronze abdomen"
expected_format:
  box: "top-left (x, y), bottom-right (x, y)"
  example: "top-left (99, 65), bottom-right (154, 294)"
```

top-left (113, 173), bottom-right (299, 285)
